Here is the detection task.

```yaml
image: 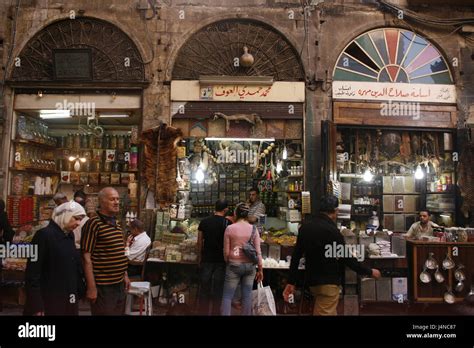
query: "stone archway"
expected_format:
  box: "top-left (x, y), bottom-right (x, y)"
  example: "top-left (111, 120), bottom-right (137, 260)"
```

top-left (172, 18), bottom-right (305, 81)
top-left (10, 17), bottom-right (146, 83)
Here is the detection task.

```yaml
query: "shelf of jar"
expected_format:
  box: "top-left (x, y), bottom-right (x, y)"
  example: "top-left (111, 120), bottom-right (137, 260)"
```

top-left (10, 219), bottom-right (49, 228)
top-left (286, 157), bottom-right (303, 161)
top-left (66, 183), bottom-right (133, 186)
top-left (426, 191), bottom-right (455, 195)
top-left (382, 193), bottom-right (421, 195)
top-left (10, 167), bottom-right (59, 175)
top-left (8, 194), bottom-right (54, 198)
top-left (13, 139), bottom-right (57, 149)
top-left (58, 171), bottom-right (139, 175)
top-left (56, 147), bottom-right (132, 152)
top-left (352, 194), bottom-right (381, 197)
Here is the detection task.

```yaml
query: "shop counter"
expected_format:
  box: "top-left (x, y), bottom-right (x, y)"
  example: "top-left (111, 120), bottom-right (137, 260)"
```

top-left (407, 240), bottom-right (474, 303)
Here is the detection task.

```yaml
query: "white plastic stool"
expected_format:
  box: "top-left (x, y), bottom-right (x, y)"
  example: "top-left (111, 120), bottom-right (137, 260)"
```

top-left (125, 281), bottom-right (152, 316)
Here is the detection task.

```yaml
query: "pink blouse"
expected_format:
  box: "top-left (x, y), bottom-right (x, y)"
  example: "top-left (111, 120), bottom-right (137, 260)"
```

top-left (223, 220), bottom-right (262, 266)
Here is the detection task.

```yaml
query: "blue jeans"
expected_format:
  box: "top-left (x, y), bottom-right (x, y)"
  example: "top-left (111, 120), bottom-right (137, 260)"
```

top-left (198, 262), bottom-right (226, 315)
top-left (221, 263), bottom-right (256, 316)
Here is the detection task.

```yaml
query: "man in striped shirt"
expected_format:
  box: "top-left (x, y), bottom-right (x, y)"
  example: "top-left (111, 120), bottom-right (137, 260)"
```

top-left (81, 187), bottom-right (129, 315)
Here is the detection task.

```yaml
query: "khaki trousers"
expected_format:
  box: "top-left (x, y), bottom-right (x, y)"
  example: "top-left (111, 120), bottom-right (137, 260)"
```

top-left (309, 285), bottom-right (340, 316)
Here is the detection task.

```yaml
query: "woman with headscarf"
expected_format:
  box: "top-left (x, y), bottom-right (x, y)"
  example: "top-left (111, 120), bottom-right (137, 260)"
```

top-left (24, 201), bottom-right (87, 316)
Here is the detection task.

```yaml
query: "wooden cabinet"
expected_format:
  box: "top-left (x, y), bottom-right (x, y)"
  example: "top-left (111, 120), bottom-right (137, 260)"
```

top-left (407, 240), bottom-right (474, 303)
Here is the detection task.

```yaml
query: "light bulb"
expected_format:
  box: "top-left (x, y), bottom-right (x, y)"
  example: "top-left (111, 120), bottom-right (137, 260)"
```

top-left (74, 159), bottom-right (81, 171)
top-left (363, 169), bottom-right (373, 182)
top-left (69, 156), bottom-right (76, 162)
top-left (80, 157), bottom-right (87, 163)
top-left (276, 161), bottom-right (283, 174)
top-left (414, 165), bottom-right (424, 180)
top-left (282, 146), bottom-right (288, 160)
top-left (196, 168), bottom-right (204, 183)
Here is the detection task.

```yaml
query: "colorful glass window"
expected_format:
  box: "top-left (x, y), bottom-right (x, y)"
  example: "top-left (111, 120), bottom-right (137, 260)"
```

top-left (334, 28), bottom-right (453, 84)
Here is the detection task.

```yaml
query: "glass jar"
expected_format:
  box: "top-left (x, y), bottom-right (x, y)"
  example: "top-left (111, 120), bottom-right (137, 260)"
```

top-left (103, 162), bottom-right (112, 172)
top-left (66, 133), bottom-right (73, 149)
top-left (88, 134), bottom-right (95, 149)
top-left (117, 135), bottom-right (125, 150)
top-left (104, 135), bottom-right (110, 149)
top-left (81, 134), bottom-right (88, 149)
top-left (95, 135), bottom-right (103, 149)
top-left (73, 133), bottom-right (81, 149)
top-left (110, 135), bottom-right (117, 149)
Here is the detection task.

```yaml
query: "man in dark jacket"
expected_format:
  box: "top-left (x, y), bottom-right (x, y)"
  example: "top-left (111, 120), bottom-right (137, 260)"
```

top-left (197, 199), bottom-right (230, 315)
top-left (283, 196), bottom-right (381, 315)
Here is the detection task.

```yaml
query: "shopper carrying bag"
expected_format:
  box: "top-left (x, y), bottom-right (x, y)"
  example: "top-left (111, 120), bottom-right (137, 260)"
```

top-left (252, 282), bottom-right (276, 316)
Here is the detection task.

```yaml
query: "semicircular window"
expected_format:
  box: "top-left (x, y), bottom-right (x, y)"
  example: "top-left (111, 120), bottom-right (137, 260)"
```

top-left (334, 28), bottom-right (453, 84)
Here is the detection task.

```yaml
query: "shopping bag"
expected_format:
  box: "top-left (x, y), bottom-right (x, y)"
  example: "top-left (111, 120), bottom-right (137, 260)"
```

top-left (252, 282), bottom-right (276, 316)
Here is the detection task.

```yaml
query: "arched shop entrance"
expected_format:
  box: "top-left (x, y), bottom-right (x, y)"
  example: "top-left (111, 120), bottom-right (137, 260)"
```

top-left (3, 17), bottom-right (148, 243)
top-left (169, 18), bottom-right (308, 232)
top-left (325, 27), bottom-right (474, 307)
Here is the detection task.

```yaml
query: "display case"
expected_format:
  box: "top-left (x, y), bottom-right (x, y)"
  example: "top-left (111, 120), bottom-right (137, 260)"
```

top-left (407, 240), bottom-right (474, 303)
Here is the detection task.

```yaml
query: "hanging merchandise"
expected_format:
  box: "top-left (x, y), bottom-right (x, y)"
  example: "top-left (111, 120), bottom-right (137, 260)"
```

top-left (130, 146), bottom-right (138, 171)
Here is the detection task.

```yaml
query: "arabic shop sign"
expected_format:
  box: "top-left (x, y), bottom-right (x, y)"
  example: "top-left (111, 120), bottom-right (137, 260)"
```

top-left (200, 85), bottom-right (272, 100)
top-left (170, 81), bottom-right (305, 102)
top-left (333, 81), bottom-right (456, 104)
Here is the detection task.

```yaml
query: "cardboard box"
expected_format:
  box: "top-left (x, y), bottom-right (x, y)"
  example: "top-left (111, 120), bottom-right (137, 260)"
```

top-left (391, 277), bottom-right (408, 302)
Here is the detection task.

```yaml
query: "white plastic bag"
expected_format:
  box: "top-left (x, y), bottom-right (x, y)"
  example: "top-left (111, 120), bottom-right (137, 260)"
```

top-left (252, 282), bottom-right (276, 316)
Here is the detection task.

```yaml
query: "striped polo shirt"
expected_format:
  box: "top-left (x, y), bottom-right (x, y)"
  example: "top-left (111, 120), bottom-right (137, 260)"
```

top-left (81, 212), bottom-right (128, 285)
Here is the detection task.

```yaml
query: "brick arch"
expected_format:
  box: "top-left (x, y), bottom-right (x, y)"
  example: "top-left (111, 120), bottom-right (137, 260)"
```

top-left (9, 16), bottom-right (146, 83)
top-left (170, 18), bottom-right (305, 81)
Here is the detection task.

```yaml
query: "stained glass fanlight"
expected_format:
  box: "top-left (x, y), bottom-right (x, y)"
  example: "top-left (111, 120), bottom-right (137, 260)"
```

top-left (334, 28), bottom-right (453, 84)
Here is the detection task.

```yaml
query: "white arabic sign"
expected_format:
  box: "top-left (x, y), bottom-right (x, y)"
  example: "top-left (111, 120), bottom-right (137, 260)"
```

top-left (333, 81), bottom-right (456, 104)
top-left (171, 81), bottom-right (305, 102)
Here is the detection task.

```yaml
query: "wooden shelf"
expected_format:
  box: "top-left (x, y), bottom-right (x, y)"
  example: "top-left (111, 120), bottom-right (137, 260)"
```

top-left (11, 219), bottom-right (49, 228)
top-left (382, 193), bottom-right (421, 195)
top-left (426, 192), bottom-right (455, 195)
top-left (57, 147), bottom-right (132, 151)
top-left (286, 157), bottom-right (303, 161)
top-left (13, 139), bottom-right (57, 149)
top-left (8, 194), bottom-right (54, 198)
top-left (10, 167), bottom-right (59, 175)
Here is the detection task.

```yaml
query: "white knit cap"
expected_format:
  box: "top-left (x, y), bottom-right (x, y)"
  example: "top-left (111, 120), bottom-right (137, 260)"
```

top-left (52, 201), bottom-right (86, 232)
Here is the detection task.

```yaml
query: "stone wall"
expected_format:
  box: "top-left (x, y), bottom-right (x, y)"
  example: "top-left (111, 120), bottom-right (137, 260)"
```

top-left (0, 0), bottom-right (473, 201)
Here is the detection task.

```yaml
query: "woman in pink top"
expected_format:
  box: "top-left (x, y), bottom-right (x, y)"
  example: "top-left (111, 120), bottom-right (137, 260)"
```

top-left (221, 203), bottom-right (263, 315)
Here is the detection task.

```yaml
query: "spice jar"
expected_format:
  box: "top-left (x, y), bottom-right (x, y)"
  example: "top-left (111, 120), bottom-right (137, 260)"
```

top-left (117, 135), bottom-right (125, 150)
top-left (66, 133), bottom-right (73, 148)
top-left (110, 135), bottom-right (117, 149)
top-left (73, 133), bottom-right (81, 149)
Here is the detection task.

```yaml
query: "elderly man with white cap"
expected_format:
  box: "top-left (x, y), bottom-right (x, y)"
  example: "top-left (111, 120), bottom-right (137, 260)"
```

top-left (24, 201), bottom-right (87, 316)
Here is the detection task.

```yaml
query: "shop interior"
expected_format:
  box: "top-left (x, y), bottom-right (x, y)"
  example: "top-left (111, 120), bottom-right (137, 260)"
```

top-left (149, 136), bottom-right (307, 267)
top-left (334, 127), bottom-right (457, 233)
top-left (4, 95), bottom-right (141, 272)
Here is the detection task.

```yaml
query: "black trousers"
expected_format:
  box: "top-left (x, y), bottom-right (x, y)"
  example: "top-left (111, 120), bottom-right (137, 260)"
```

top-left (91, 282), bottom-right (126, 316)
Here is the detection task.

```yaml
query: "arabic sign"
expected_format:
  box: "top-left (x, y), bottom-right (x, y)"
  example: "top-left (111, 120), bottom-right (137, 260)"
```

top-left (201, 85), bottom-right (273, 100)
top-left (333, 81), bottom-right (456, 104)
top-left (171, 81), bottom-right (305, 102)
